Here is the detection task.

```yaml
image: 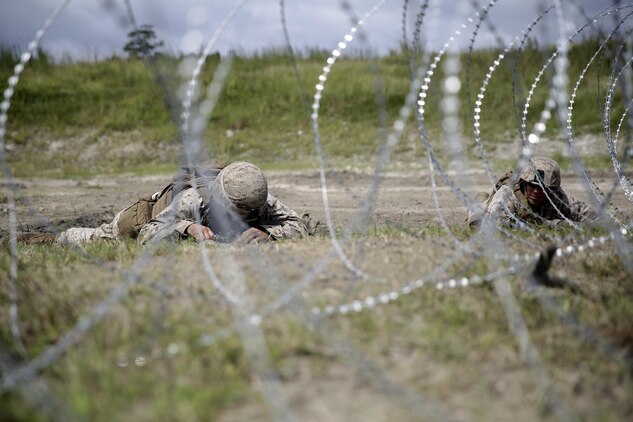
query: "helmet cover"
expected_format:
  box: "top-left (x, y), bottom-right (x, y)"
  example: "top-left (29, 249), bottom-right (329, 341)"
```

top-left (215, 161), bottom-right (268, 213)
top-left (519, 156), bottom-right (560, 188)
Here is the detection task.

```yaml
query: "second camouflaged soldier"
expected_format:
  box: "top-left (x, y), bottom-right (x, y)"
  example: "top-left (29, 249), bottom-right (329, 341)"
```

top-left (467, 156), bottom-right (596, 229)
top-left (58, 161), bottom-right (307, 245)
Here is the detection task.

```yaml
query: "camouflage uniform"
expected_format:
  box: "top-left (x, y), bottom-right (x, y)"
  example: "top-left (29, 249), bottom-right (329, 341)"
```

top-left (467, 156), bottom-right (596, 228)
top-left (58, 161), bottom-right (307, 245)
top-left (137, 188), bottom-right (306, 244)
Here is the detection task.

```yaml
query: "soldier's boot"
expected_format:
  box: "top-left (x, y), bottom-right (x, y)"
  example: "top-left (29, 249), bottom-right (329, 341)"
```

top-left (466, 192), bottom-right (491, 228)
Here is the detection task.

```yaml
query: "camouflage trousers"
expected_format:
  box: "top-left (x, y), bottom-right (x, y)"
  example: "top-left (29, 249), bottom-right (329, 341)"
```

top-left (57, 210), bottom-right (124, 245)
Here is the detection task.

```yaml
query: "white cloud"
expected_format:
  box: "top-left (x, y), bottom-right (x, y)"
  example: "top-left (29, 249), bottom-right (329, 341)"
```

top-left (0, 0), bottom-right (624, 60)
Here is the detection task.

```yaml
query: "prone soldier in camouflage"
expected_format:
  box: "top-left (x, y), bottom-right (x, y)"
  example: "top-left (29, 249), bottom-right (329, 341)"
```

top-left (58, 161), bottom-right (307, 245)
top-left (467, 156), bottom-right (596, 229)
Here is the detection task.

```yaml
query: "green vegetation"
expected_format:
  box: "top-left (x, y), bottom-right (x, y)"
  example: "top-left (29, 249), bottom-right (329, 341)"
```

top-left (0, 231), bottom-right (631, 421)
top-left (0, 39), bottom-right (624, 177)
top-left (1, 40), bottom-right (631, 420)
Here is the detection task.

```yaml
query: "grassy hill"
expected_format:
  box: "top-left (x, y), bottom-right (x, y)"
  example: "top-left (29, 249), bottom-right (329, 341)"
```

top-left (0, 39), bottom-right (623, 177)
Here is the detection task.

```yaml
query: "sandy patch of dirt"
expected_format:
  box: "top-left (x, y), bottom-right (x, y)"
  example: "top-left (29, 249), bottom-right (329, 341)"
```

top-left (1, 167), bottom-right (629, 233)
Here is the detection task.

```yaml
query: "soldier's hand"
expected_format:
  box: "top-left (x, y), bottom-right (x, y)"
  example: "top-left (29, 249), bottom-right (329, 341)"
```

top-left (238, 227), bottom-right (271, 244)
top-left (186, 223), bottom-right (215, 241)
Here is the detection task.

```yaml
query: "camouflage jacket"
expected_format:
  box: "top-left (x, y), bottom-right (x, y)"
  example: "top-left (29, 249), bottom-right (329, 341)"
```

top-left (483, 183), bottom-right (596, 227)
top-left (138, 187), bottom-right (307, 244)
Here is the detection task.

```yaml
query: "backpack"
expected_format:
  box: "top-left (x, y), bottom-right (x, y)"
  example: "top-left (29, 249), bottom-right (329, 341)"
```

top-left (468, 170), bottom-right (524, 228)
top-left (494, 171), bottom-right (515, 193)
top-left (496, 170), bottom-right (533, 210)
top-left (117, 160), bottom-right (225, 238)
top-left (476, 171), bottom-right (515, 205)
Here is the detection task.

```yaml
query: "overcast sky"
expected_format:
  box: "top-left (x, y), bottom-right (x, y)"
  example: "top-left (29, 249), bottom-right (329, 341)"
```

top-left (0, 0), bottom-right (619, 60)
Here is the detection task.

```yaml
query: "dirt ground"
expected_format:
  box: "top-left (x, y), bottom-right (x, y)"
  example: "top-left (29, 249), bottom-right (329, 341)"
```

top-left (1, 168), bottom-right (632, 421)
top-left (2, 168), bottom-right (629, 234)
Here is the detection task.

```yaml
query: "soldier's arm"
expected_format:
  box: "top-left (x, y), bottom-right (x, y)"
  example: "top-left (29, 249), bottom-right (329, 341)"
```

top-left (137, 188), bottom-right (202, 244)
top-left (560, 189), bottom-right (597, 222)
top-left (258, 194), bottom-right (308, 239)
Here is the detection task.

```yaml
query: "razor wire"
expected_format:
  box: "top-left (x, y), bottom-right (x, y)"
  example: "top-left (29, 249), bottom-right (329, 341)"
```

top-left (1, 1), bottom-right (633, 421)
top-left (0, 0), bottom-right (74, 362)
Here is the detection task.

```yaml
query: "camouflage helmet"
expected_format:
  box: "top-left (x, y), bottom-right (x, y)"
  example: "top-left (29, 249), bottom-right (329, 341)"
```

top-left (519, 156), bottom-right (561, 188)
top-left (215, 161), bottom-right (268, 213)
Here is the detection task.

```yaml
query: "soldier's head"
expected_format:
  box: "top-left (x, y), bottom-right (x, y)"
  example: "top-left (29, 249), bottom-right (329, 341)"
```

top-left (211, 161), bottom-right (268, 223)
top-left (519, 156), bottom-right (561, 206)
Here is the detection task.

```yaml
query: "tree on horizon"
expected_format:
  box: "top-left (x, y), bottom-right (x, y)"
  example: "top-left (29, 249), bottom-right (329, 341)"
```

top-left (123, 24), bottom-right (164, 59)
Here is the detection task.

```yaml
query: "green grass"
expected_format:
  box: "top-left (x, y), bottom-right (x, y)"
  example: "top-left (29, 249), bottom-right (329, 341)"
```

top-left (1, 39), bottom-right (626, 178)
top-left (0, 229), bottom-right (632, 420)
top-left (1, 41), bottom-right (632, 420)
